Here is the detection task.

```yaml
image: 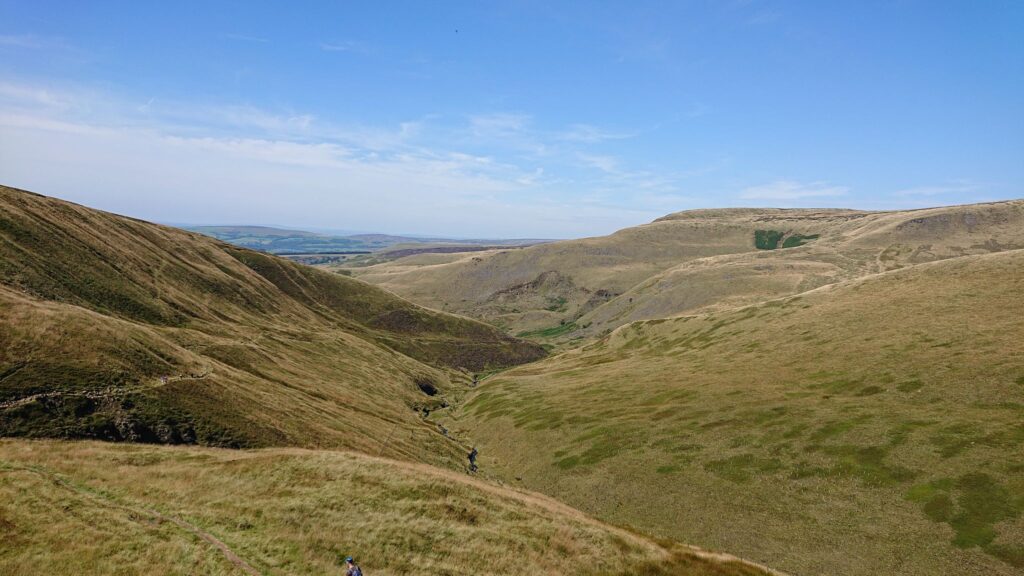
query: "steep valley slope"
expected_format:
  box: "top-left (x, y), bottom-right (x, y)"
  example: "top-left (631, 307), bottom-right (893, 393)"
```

top-left (4, 184), bottom-right (1022, 575)
top-left (0, 184), bottom-right (778, 575)
top-left (0, 184), bottom-right (544, 467)
top-left (446, 249), bottom-right (1024, 575)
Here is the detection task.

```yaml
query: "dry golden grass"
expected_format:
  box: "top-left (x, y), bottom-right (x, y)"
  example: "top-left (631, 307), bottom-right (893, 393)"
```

top-left (0, 439), bottom-right (774, 576)
top-left (4, 185), bottom-right (1023, 575)
top-left (450, 250), bottom-right (1024, 575)
top-left (348, 201), bottom-right (1024, 343)
top-left (0, 184), bottom-right (542, 459)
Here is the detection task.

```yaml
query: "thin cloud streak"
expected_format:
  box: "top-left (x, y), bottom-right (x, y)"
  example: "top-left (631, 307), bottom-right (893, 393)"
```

top-left (0, 34), bottom-right (51, 49)
top-left (319, 40), bottom-right (370, 53)
top-left (556, 123), bottom-right (634, 143)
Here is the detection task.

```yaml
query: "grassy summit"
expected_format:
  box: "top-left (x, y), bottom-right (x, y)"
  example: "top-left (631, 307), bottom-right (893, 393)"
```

top-left (450, 250), bottom-right (1024, 575)
top-left (348, 202), bottom-right (1024, 344)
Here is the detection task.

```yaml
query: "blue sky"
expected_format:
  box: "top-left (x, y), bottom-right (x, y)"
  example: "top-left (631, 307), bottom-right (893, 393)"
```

top-left (1, 1), bottom-right (1021, 238)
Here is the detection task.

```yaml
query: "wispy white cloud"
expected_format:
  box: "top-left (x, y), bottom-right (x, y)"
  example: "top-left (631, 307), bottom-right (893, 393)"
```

top-left (556, 123), bottom-right (633, 143)
top-left (319, 40), bottom-right (369, 53)
top-left (0, 79), bottom-right (706, 236)
top-left (740, 180), bottom-right (848, 200)
top-left (577, 153), bottom-right (620, 174)
top-left (468, 112), bottom-right (530, 137)
top-left (0, 82), bottom-right (74, 109)
top-left (0, 34), bottom-right (51, 49)
top-left (214, 105), bottom-right (315, 133)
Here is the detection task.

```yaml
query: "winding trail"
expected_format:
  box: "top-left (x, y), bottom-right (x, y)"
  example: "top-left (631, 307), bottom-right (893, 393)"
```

top-left (0, 370), bottom-right (212, 411)
top-left (1, 462), bottom-right (260, 575)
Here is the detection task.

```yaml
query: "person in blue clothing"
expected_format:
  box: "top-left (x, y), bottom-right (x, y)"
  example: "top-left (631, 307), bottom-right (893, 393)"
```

top-left (345, 557), bottom-right (363, 576)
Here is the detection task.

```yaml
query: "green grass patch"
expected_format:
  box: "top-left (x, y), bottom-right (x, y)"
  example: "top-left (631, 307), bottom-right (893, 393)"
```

top-left (896, 379), bottom-right (925, 393)
top-left (704, 453), bottom-right (782, 483)
top-left (516, 321), bottom-right (579, 339)
top-left (906, 478), bottom-right (956, 503)
top-left (949, 473), bottom-right (1021, 548)
top-left (907, 473), bottom-right (1023, 561)
top-left (809, 416), bottom-right (869, 441)
top-left (886, 420), bottom-right (933, 446)
top-left (789, 461), bottom-right (835, 480)
top-left (923, 494), bottom-right (955, 522)
top-left (554, 427), bottom-right (641, 470)
top-left (815, 444), bottom-right (916, 486)
top-left (988, 544), bottom-right (1024, 568)
top-left (544, 296), bottom-right (568, 312)
top-left (554, 455), bottom-right (581, 470)
top-left (929, 423), bottom-right (984, 458)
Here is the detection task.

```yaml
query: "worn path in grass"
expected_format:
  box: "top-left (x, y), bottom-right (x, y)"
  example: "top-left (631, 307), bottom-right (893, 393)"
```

top-left (0, 440), bottom-right (783, 576)
top-left (1, 461), bottom-right (260, 575)
top-left (0, 369), bottom-right (212, 411)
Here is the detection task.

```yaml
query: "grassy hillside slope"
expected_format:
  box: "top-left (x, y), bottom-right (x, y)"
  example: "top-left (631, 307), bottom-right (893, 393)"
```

top-left (449, 250), bottom-right (1024, 575)
top-left (0, 439), bottom-right (775, 576)
top-left (0, 185), bottom-right (543, 464)
top-left (350, 202), bottom-right (1024, 344)
top-left (581, 200), bottom-right (1024, 334)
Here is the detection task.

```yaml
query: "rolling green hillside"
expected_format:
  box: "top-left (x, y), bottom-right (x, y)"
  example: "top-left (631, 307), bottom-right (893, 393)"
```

top-left (0, 439), bottom-right (775, 576)
top-left (348, 202), bottom-right (1024, 344)
top-left (0, 185), bottom-right (543, 465)
top-left (448, 250), bottom-right (1024, 575)
top-left (5, 185), bottom-right (1022, 575)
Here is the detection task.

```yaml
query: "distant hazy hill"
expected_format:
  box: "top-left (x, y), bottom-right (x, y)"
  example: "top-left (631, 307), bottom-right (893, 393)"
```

top-left (186, 224), bottom-right (549, 255)
top-left (351, 202), bottom-right (1024, 343)
top-left (0, 185), bottom-right (544, 463)
top-left (451, 249), bottom-right (1024, 575)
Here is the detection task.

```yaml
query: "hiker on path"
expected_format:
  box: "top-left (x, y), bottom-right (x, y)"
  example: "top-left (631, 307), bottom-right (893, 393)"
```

top-left (345, 557), bottom-right (363, 576)
top-left (468, 447), bottom-right (479, 472)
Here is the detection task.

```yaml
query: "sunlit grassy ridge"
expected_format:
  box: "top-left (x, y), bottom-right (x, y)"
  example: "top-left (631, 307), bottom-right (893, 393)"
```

top-left (450, 250), bottom-right (1024, 575)
top-left (349, 202), bottom-right (1024, 344)
top-left (0, 184), bottom-right (543, 462)
top-left (0, 439), bottom-right (775, 576)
